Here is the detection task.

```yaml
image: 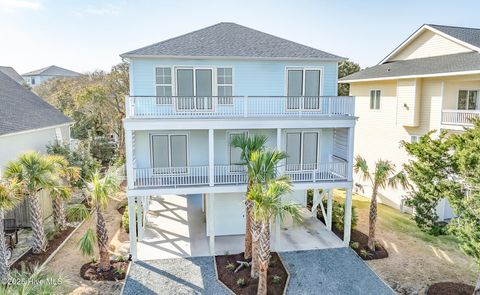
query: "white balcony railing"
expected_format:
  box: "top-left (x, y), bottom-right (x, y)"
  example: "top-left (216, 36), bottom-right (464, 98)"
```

top-left (125, 96), bottom-right (355, 119)
top-left (442, 109), bottom-right (480, 126)
top-left (133, 160), bottom-right (348, 188)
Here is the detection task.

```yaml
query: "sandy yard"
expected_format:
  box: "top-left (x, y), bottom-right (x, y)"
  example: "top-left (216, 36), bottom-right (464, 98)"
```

top-left (340, 192), bottom-right (478, 295)
top-left (45, 189), bottom-right (129, 295)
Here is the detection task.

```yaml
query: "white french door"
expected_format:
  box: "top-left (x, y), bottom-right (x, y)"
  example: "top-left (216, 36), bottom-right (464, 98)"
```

top-left (151, 134), bottom-right (188, 174)
top-left (176, 68), bottom-right (214, 111)
top-left (286, 68), bottom-right (322, 110)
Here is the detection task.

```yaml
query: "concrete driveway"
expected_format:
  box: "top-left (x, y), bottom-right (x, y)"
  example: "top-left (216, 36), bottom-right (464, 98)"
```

top-left (123, 248), bottom-right (393, 295)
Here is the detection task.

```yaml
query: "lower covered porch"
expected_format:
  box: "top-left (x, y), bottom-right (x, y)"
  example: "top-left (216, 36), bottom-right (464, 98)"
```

top-left (127, 186), bottom-right (353, 261)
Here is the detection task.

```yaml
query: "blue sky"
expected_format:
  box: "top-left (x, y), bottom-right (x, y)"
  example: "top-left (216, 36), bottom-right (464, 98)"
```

top-left (1, 0), bottom-right (480, 74)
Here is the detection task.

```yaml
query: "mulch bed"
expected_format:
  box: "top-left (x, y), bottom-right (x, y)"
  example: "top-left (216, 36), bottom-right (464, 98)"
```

top-left (215, 252), bottom-right (288, 295)
top-left (11, 226), bottom-right (75, 271)
top-left (315, 209), bottom-right (388, 261)
top-left (427, 282), bottom-right (475, 295)
top-left (80, 260), bottom-right (129, 281)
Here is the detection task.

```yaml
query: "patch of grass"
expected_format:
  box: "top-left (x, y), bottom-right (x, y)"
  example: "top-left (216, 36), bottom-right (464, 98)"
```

top-left (334, 190), bottom-right (461, 252)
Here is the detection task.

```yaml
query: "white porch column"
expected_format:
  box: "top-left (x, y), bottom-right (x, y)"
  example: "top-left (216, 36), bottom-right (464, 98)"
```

top-left (137, 197), bottom-right (144, 241)
top-left (207, 193), bottom-right (215, 255)
top-left (143, 196), bottom-right (149, 224)
top-left (347, 127), bottom-right (355, 181)
top-left (125, 129), bottom-right (135, 189)
top-left (343, 188), bottom-right (353, 246)
top-left (209, 129), bottom-right (214, 187)
top-left (276, 128), bottom-right (283, 172)
top-left (327, 189), bottom-right (333, 231)
top-left (128, 195), bottom-right (138, 261)
top-left (275, 128), bottom-right (282, 249)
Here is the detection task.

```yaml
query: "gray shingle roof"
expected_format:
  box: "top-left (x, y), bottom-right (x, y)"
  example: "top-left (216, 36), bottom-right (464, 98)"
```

top-left (0, 66), bottom-right (23, 84)
top-left (340, 52), bottom-right (480, 82)
top-left (22, 65), bottom-right (81, 77)
top-left (121, 22), bottom-right (344, 60)
top-left (428, 24), bottom-right (480, 49)
top-left (0, 71), bottom-right (72, 136)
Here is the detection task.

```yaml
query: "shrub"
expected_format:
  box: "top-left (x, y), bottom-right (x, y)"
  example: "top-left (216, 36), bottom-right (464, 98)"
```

top-left (114, 267), bottom-right (125, 276)
top-left (225, 262), bottom-right (235, 272)
top-left (316, 199), bottom-right (358, 232)
top-left (272, 275), bottom-right (282, 284)
top-left (359, 249), bottom-right (372, 259)
top-left (268, 257), bottom-right (277, 267)
top-left (122, 208), bottom-right (130, 233)
top-left (116, 255), bottom-right (126, 263)
top-left (89, 136), bottom-right (116, 167)
top-left (236, 278), bottom-right (246, 287)
top-left (350, 241), bottom-right (360, 250)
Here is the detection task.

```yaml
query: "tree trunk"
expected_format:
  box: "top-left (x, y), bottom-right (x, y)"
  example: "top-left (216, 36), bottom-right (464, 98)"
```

top-left (0, 210), bottom-right (7, 281)
top-left (52, 196), bottom-right (67, 231)
top-left (29, 192), bottom-right (47, 254)
top-left (368, 187), bottom-right (378, 251)
top-left (250, 219), bottom-right (261, 279)
top-left (257, 222), bottom-right (271, 295)
top-left (96, 204), bottom-right (110, 271)
top-left (244, 200), bottom-right (252, 260)
top-left (474, 275), bottom-right (480, 295)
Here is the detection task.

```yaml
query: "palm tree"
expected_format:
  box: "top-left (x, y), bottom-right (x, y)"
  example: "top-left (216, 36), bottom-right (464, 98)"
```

top-left (230, 134), bottom-right (267, 260)
top-left (50, 155), bottom-right (80, 231)
top-left (354, 155), bottom-right (409, 250)
top-left (246, 149), bottom-right (287, 279)
top-left (0, 179), bottom-right (22, 280)
top-left (249, 176), bottom-right (302, 295)
top-left (79, 169), bottom-right (119, 271)
top-left (4, 152), bottom-right (58, 254)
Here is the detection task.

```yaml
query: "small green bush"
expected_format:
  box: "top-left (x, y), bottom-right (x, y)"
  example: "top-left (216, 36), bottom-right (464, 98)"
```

top-left (122, 208), bottom-right (130, 233)
top-left (350, 241), bottom-right (360, 250)
top-left (236, 278), bottom-right (246, 287)
top-left (268, 258), bottom-right (277, 267)
top-left (359, 249), bottom-right (372, 259)
top-left (272, 275), bottom-right (282, 284)
top-left (114, 267), bottom-right (125, 276)
top-left (316, 199), bottom-right (358, 232)
top-left (225, 262), bottom-right (235, 272)
top-left (116, 255), bottom-right (126, 263)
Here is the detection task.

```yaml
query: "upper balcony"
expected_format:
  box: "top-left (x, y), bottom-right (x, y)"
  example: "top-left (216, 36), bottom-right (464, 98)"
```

top-left (441, 109), bottom-right (480, 127)
top-left (125, 96), bottom-right (355, 119)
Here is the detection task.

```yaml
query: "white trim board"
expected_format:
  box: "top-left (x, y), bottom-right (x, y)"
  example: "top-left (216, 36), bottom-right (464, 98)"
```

top-left (339, 70), bottom-right (480, 83)
top-left (0, 123), bottom-right (72, 138)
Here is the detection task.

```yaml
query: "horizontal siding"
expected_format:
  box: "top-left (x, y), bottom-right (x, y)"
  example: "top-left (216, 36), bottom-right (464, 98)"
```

top-left (391, 30), bottom-right (471, 61)
top-left (130, 58), bottom-right (338, 97)
top-left (396, 79), bottom-right (419, 126)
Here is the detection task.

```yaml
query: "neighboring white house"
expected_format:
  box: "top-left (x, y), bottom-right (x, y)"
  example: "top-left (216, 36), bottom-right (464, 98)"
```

top-left (121, 23), bottom-right (356, 260)
top-left (341, 24), bottom-right (480, 221)
top-left (0, 70), bottom-right (73, 226)
top-left (22, 65), bottom-right (81, 87)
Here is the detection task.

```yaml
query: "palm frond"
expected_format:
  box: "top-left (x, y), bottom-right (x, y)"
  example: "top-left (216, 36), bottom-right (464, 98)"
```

top-left (0, 178), bottom-right (23, 210)
top-left (388, 170), bottom-right (410, 190)
top-left (354, 155), bottom-right (371, 183)
top-left (67, 203), bottom-right (91, 222)
top-left (230, 133), bottom-right (267, 164)
top-left (78, 228), bottom-right (97, 257)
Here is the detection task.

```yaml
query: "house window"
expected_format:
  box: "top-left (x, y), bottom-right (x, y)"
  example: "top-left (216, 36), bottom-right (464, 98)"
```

top-left (285, 132), bottom-right (319, 170)
top-left (370, 90), bottom-right (381, 110)
top-left (410, 135), bottom-right (421, 143)
top-left (286, 68), bottom-right (322, 109)
top-left (31, 77), bottom-right (35, 85)
top-left (155, 67), bottom-right (172, 104)
top-left (151, 134), bottom-right (188, 172)
top-left (217, 68), bottom-right (233, 104)
top-left (176, 68), bottom-right (213, 110)
top-left (458, 90), bottom-right (478, 110)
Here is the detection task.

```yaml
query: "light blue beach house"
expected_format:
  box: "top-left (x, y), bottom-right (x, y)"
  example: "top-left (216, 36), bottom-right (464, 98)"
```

top-left (121, 23), bottom-right (356, 260)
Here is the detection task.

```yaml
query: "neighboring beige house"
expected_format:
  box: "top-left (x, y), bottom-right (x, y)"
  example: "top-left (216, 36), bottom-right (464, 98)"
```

top-left (341, 24), bottom-right (480, 221)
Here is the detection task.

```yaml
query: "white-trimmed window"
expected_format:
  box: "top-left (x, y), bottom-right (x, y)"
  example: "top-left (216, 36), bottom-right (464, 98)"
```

top-left (286, 68), bottom-right (322, 109)
top-left (217, 68), bottom-right (233, 104)
top-left (410, 135), bottom-right (421, 143)
top-left (151, 134), bottom-right (188, 173)
top-left (285, 131), bottom-right (319, 170)
top-left (370, 90), bottom-right (381, 110)
top-left (155, 67), bottom-right (173, 104)
top-left (457, 90), bottom-right (478, 110)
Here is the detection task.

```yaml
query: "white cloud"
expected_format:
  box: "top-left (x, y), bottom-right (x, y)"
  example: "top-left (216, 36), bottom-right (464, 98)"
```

top-left (85, 4), bottom-right (120, 16)
top-left (0, 0), bottom-right (41, 12)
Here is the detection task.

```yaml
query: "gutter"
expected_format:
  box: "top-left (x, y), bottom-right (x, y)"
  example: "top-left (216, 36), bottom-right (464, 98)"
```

top-left (0, 122), bottom-right (73, 138)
